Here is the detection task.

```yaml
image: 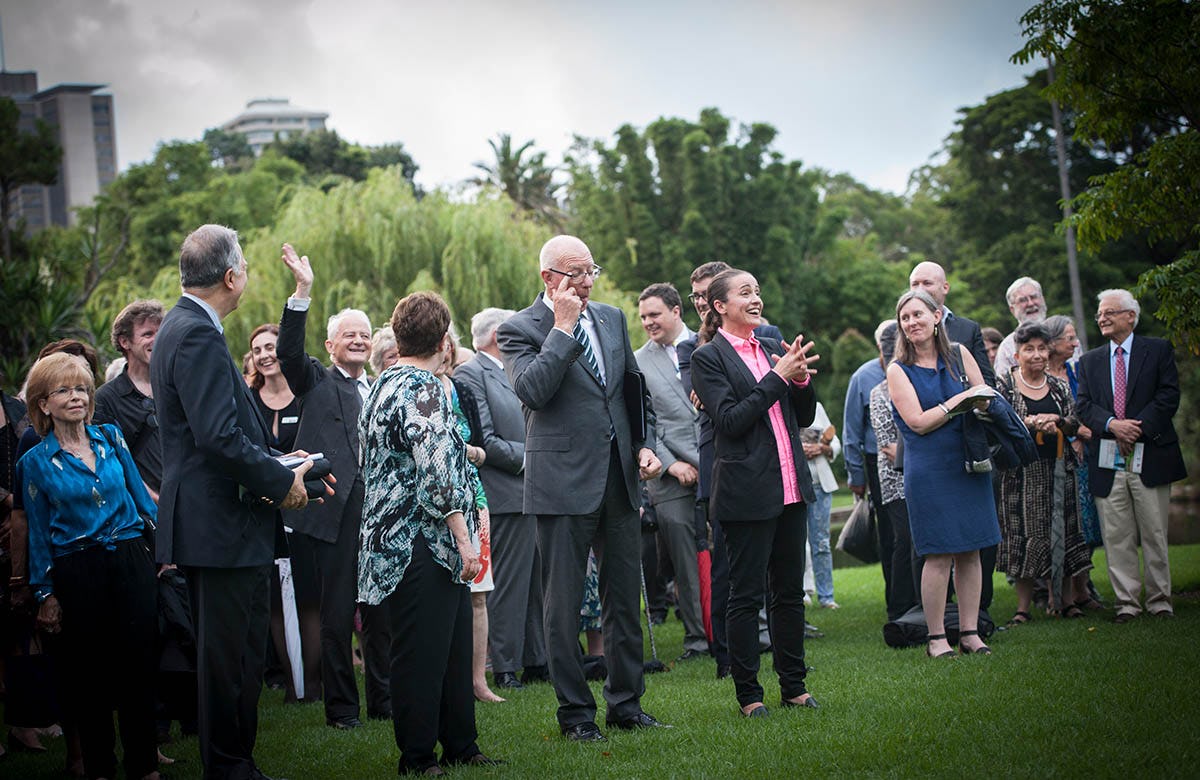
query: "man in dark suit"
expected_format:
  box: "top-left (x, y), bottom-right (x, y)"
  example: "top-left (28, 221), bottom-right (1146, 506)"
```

top-left (497, 235), bottom-right (666, 742)
top-left (908, 260), bottom-right (999, 610)
top-left (276, 244), bottom-right (388, 727)
top-left (1076, 289), bottom-right (1186, 622)
top-left (152, 224), bottom-right (314, 780)
top-left (454, 306), bottom-right (548, 690)
top-left (634, 283), bottom-right (708, 662)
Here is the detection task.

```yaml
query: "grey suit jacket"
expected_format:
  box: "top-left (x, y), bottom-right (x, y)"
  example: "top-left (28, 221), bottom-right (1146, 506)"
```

top-left (634, 338), bottom-right (699, 505)
top-left (497, 295), bottom-right (655, 516)
top-left (453, 353), bottom-right (526, 515)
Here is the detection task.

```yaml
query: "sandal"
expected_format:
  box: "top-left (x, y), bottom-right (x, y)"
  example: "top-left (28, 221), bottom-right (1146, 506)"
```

top-left (1006, 611), bottom-right (1032, 627)
top-left (925, 632), bottom-right (957, 659)
top-left (1060, 604), bottom-right (1085, 619)
top-left (1073, 597), bottom-right (1104, 611)
top-left (958, 629), bottom-right (992, 655)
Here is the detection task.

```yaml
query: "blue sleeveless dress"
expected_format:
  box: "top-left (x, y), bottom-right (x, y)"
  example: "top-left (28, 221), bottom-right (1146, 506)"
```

top-left (893, 358), bottom-right (1001, 555)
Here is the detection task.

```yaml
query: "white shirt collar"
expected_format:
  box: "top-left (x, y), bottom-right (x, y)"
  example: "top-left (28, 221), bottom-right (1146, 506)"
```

top-left (1109, 332), bottom-right (1135, 355)
top-left (335, 365), bottom-right (370, 389)
top-left (182, 293), bottom-right (223, 333)
top-left (480, 351), bottom-right (504, 369)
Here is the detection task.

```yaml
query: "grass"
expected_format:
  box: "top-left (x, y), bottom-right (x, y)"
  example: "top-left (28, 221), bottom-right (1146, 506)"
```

top-left (5, 546), bottom-right (1200, 778)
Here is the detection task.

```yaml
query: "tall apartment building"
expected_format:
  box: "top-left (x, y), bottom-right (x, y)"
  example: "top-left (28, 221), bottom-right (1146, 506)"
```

top-left (1, 70), bottom-right (117, 231)
top-left (221, 97), bottom-right (329, 156)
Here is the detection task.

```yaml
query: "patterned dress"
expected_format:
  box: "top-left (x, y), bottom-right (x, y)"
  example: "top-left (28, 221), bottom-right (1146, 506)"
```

top-left (357, 365), bottom-right (477, 606)
top-left (996, 370), bottom-right (1092, 581)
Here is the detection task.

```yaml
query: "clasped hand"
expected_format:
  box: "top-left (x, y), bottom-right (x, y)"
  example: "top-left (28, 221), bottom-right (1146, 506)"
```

top-left (770, 335), bottom-right (820, 382)
top-left (280, 450), bottom-right (336, 511)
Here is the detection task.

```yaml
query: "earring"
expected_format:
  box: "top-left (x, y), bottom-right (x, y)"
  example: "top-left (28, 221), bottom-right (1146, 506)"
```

top-left (934, 324), bottom-right (939, 337)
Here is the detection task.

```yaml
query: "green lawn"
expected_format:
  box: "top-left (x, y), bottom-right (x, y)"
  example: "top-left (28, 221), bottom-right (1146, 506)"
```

top-left (6, 546), bottom-right (1200, 778)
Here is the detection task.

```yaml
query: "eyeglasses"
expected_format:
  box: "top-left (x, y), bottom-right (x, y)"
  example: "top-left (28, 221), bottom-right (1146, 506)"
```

top-left (48, 385), bottom-right (90, 399)
top-left (1013, 293), bottom-right (1043, 305)
top-left (547, 265), bottom-right (603, 281)
top-left (1095, 308), bottom-right (1132, 322)
top-left (687, 292), bottom-right (707, 303)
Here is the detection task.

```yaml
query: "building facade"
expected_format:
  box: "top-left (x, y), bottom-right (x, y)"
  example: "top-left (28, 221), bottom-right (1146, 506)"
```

top-left (221, 97), bottom-right (328, 156)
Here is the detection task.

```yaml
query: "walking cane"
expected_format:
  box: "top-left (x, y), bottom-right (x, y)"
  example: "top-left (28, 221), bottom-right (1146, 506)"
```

top-left (640, 563), bottom-right (669, 674)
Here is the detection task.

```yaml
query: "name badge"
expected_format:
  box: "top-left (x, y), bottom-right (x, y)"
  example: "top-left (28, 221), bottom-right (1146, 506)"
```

top-left (281, 416), bottom-right (299, 424)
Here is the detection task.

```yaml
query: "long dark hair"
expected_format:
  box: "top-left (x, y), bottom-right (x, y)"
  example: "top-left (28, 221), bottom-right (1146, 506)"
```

top-left (248, 323), bottom-right (279, 390)
top-left (892, 289), bottom-right (953, 366)
top-left (699, 268), bottom-right (752, 345)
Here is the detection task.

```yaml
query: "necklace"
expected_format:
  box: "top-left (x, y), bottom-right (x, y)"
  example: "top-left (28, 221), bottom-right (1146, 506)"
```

top-left (1017, 369), bottom-right (1047, 390)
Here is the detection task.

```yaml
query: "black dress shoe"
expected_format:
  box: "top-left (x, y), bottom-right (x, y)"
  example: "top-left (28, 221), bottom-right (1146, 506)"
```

top-left (606, 712), bottom-right (672, 730)
top-left (326, 716), bottom-right (363, 730)
top-left (445, 752), bottom-right (505, 768)
top-left (521, 665), bottom-right (551, 684)
top-left (805, 622), bottom-right (825, 639)
top-left (742, 704), bottom-right (769, 718)
top-left (561, 722), bottom-right (607, 742)
top-left (780, 694), bottom-right (820, 709)
top-left (676, 648), bottom-right (709, 662)
top-left (493, 672), bottom-right (525, 689)
top-left (716, 663), bottom-right (731, 679)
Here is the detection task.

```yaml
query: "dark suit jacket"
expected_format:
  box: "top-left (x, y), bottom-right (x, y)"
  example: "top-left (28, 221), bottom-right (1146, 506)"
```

top-left (276, 305), bottom-right (366, 543)
top-left (943, 309), bottom-right (996, 388)
top-left (151, 296), bottom-right (294, 567)
top-left (1075, 335), bottom-right (1186, 498)
top-left (679, 323), bottom-right (783, 501)
top-left (690, 331), bottom-right (817, 524)
top-left (497, 295), bottom-right (655, 516)
top-left (453, 354), bottom-right (526, 516)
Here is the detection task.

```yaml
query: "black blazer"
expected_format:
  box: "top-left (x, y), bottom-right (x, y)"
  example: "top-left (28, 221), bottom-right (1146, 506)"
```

top-left (690, 331), bottom-right (817, 524)
top-left (943, 310), bottom-right (996, 388)
top-left (151, 296), bottom-right (294, 567)
top-left (276, 305), bottom-right (369, 543)
top-left (1075, 335), bottom-right (1187, 497)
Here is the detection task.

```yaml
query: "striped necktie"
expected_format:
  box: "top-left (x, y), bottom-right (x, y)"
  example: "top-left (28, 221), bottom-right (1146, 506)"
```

top-left (1113, 345), bottom-right (1126, 419)
top-left (573, 317), bottom-right (603, 385)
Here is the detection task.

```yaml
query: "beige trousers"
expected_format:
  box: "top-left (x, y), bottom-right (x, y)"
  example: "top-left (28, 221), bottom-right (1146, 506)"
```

top-left (1095, 470), bottom-right (1173, 616)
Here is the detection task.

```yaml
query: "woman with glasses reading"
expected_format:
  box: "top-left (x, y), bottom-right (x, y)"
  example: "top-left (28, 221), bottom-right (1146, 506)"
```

top-left (16, 352), bottom-right (161, 780)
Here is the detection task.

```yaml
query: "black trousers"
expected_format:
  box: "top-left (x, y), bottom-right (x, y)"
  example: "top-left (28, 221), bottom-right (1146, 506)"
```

top-left (53, 538), bottom-right (158, 780)
top-left (723, 503), bottom-right (809, 707)
top-left (865, 453), bottom-right (897, 617)
top-left (384, 535), bottom-right (478, 772)
top-left (884, 498), bottom-right (920, 617)
top-left (707, 500), bottom-right (731, 666)
top-left (186, 563), bottom-right (271, 780)
top-left (360, 602), bottom-right (392, 719)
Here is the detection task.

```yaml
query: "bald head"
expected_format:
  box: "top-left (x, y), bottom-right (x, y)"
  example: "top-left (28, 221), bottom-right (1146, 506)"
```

top-left (539, 235), bottom-right (592, 271)
top-left (538, 234), bottom-right (597, 309)
top-left (909, 261), bottom-right (949, 307)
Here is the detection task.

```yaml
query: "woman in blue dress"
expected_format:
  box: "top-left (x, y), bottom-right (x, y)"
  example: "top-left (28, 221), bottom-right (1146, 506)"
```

top-left (886, 290), bottom-right (1001, 658)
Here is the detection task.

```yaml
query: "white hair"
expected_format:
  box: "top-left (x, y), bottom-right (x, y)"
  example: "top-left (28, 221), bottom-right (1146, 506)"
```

top-left (326, 308), bottom-right (371, 341)
top-left (369, 326), bottom-right (396, 375)
top-left (874, 319), bottom-right (896, 347)
top-left (1006, 276), bottom-right (1043, 305)
top-left (1097, 288), bottom-right (1140, 328)
top-left (470, 307), bottom-right (515, 349)
top-left (104, 356), bottom-right (127, 383)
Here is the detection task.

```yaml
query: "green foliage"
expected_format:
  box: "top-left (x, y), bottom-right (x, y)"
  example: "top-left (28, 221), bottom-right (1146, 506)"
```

top-left (0, 96), bottom-right (62, 260)
top-left (472, 134), bottom-right (564, 227)
top-left (202, 127), bottom-right (253, 169)
top-left (267, 129), bottom-right (419, 190)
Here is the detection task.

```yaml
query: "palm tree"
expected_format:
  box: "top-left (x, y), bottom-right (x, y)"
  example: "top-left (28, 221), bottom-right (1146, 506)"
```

top-left (472, 133), bottom-right (564, 227)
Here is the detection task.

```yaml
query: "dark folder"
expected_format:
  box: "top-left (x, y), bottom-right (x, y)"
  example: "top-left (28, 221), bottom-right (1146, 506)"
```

top-left (623, 369), bottom-right (648, 442)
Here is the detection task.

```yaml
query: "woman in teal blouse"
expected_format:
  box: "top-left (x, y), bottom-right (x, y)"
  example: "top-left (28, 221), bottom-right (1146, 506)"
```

top-left (16, 352), bottom-right (159, 780)
top-left (357, 292), bottom-right (499, 775)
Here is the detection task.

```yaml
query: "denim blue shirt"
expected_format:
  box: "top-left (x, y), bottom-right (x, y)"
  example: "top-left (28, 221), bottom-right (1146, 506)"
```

top-left (16, 424), bottom-right (156, 600)
top-left (842, 358), bottom-right (885, 486)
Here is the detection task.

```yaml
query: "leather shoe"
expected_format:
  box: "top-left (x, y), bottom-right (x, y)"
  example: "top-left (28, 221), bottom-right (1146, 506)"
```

top-left (716, 663), bottom-right (731, 679)
top-left (1113, 612), bottom-right (1138, 624)
top-left (606, 712), bottom-right (672, 730)
top-left (805, 622), bottom-right (825, 639)
top-left (676, 648), bottom-right (709, 662)
top-left (780, 694), bottom-right (819, 709)
top-left (493, 671), bottom-right (524, 689)
top-left (561, 722), bottom-right (607, 742)
top-left (521, 665), bottom-right (551, 684)
top-left (445, 752), bottom-right (505, 768)
top-left (1151, 610), bottom-right (1175, 619)
top-left (325, 716), bottom-right (363, 730)
top-left (742, 704), bottom-right (769, 718)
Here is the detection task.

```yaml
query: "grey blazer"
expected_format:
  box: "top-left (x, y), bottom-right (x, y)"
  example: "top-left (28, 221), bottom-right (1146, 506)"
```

top-left (634, 338), bottom-right (699, 505)
top-left (497, 295), bottom-right (655, 516)
top-left (453, 353), bottom-right (526, 515)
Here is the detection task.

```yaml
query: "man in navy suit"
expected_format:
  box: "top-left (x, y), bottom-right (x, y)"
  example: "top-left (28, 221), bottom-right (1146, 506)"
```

top-left (1076, 289), bottom-right (1186, 622)
top-left (152, 224), bottom-right (316, 780)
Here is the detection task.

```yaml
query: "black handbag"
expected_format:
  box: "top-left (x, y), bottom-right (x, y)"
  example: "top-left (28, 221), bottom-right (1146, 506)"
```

top-left (836, 496), bottom-right (880, 564)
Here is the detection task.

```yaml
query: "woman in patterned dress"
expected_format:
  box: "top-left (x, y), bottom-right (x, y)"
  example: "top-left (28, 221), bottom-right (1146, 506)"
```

top-left (357, 292), bottom-right (499, 776)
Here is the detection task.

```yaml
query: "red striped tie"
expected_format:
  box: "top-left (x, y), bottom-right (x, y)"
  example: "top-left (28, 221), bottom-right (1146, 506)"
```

top-left (1113, 345), bottom-right (1126, 419)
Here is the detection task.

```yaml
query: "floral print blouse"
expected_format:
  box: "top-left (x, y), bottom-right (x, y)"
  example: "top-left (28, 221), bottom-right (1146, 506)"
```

top-left (357, 365), bottom-right (477, 605)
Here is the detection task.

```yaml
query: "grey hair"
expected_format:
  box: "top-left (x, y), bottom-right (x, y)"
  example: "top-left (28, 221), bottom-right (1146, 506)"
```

top-left (874, 319), bottom-right (896, 348)
top-left (326, 308), bottom-right (371, 341)
top-left (1005, 276), bottom-right (1043, 305)
top-left (1042, 314), bottom-right (1075, 342)
top-left (1097, 288), bottom-right (1141, 328)
top-left (179, 224), bottom-right (243, 288)
top-left (369, 326), bottom-right (396, 375)
top-left (470, 307), bottom-right (515, 349)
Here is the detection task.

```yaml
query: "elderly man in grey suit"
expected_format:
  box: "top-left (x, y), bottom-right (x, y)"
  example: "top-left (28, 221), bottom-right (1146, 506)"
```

top-left (454, 307), bottom-right (549, 690)
top-left (497, 235), bottom-right (667, 742)
top-left (634, 283), bottom-right (708, 661)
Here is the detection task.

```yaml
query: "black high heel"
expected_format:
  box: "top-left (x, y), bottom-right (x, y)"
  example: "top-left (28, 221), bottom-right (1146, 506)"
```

top-left (958, 629), bottom-right (992, 655)
top-left (926, 632), bottom-right (957, 659)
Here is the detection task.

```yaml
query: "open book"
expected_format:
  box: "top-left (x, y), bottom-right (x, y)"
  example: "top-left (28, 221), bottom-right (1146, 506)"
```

top-left (1098, 439), bottom-right (1144, 474)
top-left (942, 386), bottom-right (994, 416)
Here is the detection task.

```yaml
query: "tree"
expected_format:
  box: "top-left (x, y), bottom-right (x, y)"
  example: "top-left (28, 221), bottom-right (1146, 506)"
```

top-left (1014, 0), bottom-right (1200, 351)
top-left (202, 127), bottom-right (253, 169)
top-left (0, 97), bottom-right (61, 261)
top-left (471, 134), bottom-right (563, 227)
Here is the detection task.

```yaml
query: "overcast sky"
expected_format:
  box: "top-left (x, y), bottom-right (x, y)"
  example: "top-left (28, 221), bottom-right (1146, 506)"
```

top-left (1, 0), bottom-right (1037, 195)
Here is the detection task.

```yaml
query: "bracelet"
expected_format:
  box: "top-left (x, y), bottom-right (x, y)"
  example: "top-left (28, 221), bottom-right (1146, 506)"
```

top-left (937, 403), bottom-right (950, 416)
top-left (8, 576), bottom-right (28, 588)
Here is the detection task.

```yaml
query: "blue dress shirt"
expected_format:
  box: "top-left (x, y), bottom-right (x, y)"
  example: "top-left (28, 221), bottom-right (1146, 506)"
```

top-left (843, 358), bottom-right (886, 486)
